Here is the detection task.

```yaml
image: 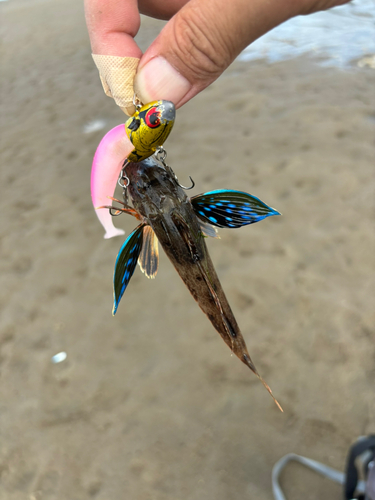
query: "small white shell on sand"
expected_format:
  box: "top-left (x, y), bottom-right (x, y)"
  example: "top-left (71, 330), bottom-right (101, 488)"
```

top-left (51, 352), bottom-right (67, 364)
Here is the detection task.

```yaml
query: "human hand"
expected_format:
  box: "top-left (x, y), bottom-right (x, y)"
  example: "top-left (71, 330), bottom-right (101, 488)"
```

top-left (87, 0), bottom-right (349, 237)
top-left (85, 0), bottom-right (350, 114)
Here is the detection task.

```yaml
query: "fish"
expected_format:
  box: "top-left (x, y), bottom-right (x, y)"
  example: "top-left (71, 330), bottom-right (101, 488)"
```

top-left (100, 156), bottom-right (283, 411)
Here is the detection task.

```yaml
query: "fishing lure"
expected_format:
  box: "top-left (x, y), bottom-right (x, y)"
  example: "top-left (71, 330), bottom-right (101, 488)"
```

top-left (91, 100), bottom-right (175, 238)
top-left (125, 100), bottom-right (175, 162)
top-left (98, 156), bottom-right (282, 411)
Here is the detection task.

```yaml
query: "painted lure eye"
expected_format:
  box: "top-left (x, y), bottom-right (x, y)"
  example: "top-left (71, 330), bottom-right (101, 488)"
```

top-left (145, 107), bottom-right (161, 128)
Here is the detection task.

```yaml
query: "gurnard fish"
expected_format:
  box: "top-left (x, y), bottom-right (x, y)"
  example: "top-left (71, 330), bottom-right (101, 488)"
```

top-left (92, 100), bottom-right (282, 411)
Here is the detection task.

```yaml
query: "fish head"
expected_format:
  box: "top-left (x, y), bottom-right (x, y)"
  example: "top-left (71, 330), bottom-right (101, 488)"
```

top-left (126, 157), bottom-right (185, 218)
top-left (125, 101), bottom-right (175, 162)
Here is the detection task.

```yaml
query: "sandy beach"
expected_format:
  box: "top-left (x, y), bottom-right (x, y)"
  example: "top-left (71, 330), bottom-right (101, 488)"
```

top-left (1, 1), bottom-right (374, 499)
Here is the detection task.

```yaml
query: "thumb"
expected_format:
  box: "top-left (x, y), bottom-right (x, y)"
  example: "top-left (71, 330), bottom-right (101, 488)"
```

top-left (135, 0), bottom-right (297, 108)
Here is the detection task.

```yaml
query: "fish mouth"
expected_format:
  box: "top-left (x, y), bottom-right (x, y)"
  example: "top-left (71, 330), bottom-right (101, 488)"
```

top-left (159, 100), bottom-right (176, 123)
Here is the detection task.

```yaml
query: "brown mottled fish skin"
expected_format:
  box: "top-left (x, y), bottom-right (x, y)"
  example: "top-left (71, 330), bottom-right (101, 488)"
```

top-left (125, 158), bottom-right (282, 410)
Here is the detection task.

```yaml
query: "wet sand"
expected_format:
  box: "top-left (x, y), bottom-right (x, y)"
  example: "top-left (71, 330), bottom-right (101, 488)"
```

top-left (1, 1), bottom-right (374, 499)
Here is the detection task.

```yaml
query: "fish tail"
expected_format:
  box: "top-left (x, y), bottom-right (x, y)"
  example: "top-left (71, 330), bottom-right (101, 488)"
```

top-left (243, 353), bottom-right (283, 412)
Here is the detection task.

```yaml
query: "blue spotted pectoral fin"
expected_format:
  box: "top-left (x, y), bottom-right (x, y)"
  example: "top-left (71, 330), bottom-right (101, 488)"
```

top-left (191, 190), bottom-right (280, 228)
top-left (113, 224), bottom-right (145, 315)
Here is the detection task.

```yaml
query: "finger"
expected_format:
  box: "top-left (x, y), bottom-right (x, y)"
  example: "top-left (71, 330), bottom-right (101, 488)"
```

top-left (134, 0), bottom-right (347, 108)
top-left (134, 0), bottom-right (299, 108)
top-left (85, 0), bottom-right (144, 114)
top-left (84, 0), bottom-right (142, 58)
top-left (300, 0), bottom-right (350, 15)
top-left (138, 0), bottom-right (190, 21)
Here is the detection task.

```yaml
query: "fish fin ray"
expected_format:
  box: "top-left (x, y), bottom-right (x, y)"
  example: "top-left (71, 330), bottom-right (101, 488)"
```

top-left (113, 224), bottom-right (145, 315)
top-left (198, 220), bottom-right (220, 239)
top-left (138, 226), bottom-right (159, 279)
top-left (96, 197), bottom-right (143, 220)
top-left (191, 189), bottom-right (280, 228)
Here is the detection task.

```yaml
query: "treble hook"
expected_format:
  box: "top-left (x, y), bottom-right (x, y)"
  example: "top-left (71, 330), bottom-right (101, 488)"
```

top-left (177, 176), bottom-right (195, 190)
top-left (155, 149), bottom-right (195, 191)
top-left (109, 207), bottom-right (123, 217)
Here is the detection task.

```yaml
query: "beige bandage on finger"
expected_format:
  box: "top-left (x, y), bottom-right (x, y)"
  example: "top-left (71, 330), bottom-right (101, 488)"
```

top-left (92, 55), bottom-right (140, 116)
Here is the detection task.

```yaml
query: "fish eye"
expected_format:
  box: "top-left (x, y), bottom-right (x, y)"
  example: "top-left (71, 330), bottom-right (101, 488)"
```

top-left (136, 180), bottom-right (146, 193)
top-left (136, 176), bottom-right (152, 193)
top-left (145, 107), bottom-right (161, 128)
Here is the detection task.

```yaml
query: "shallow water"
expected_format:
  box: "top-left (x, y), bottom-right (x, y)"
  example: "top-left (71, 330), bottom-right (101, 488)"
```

top-left (239, 0), bottom-right (375, 67)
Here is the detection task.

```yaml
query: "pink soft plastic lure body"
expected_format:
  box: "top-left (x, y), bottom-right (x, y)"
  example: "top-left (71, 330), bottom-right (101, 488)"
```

top-left (91, 124), bottom-right (132, 239)
top-left (91, 101), bottom-right (176, 239)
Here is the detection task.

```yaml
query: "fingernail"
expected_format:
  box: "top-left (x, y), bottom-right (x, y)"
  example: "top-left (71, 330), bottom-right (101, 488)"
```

top-left (135, 57), bottom-right (191, 106)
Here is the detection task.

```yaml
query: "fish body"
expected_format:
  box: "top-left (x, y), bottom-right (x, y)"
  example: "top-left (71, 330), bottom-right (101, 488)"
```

top-left (111, 157), bottom-right (282, 410)
top-left (126, 160), bottom-right (246, 357)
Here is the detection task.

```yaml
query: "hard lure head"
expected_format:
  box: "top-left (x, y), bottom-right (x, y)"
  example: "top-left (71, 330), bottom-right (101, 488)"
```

top-left (125, 100), bottom-right (175, 162)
